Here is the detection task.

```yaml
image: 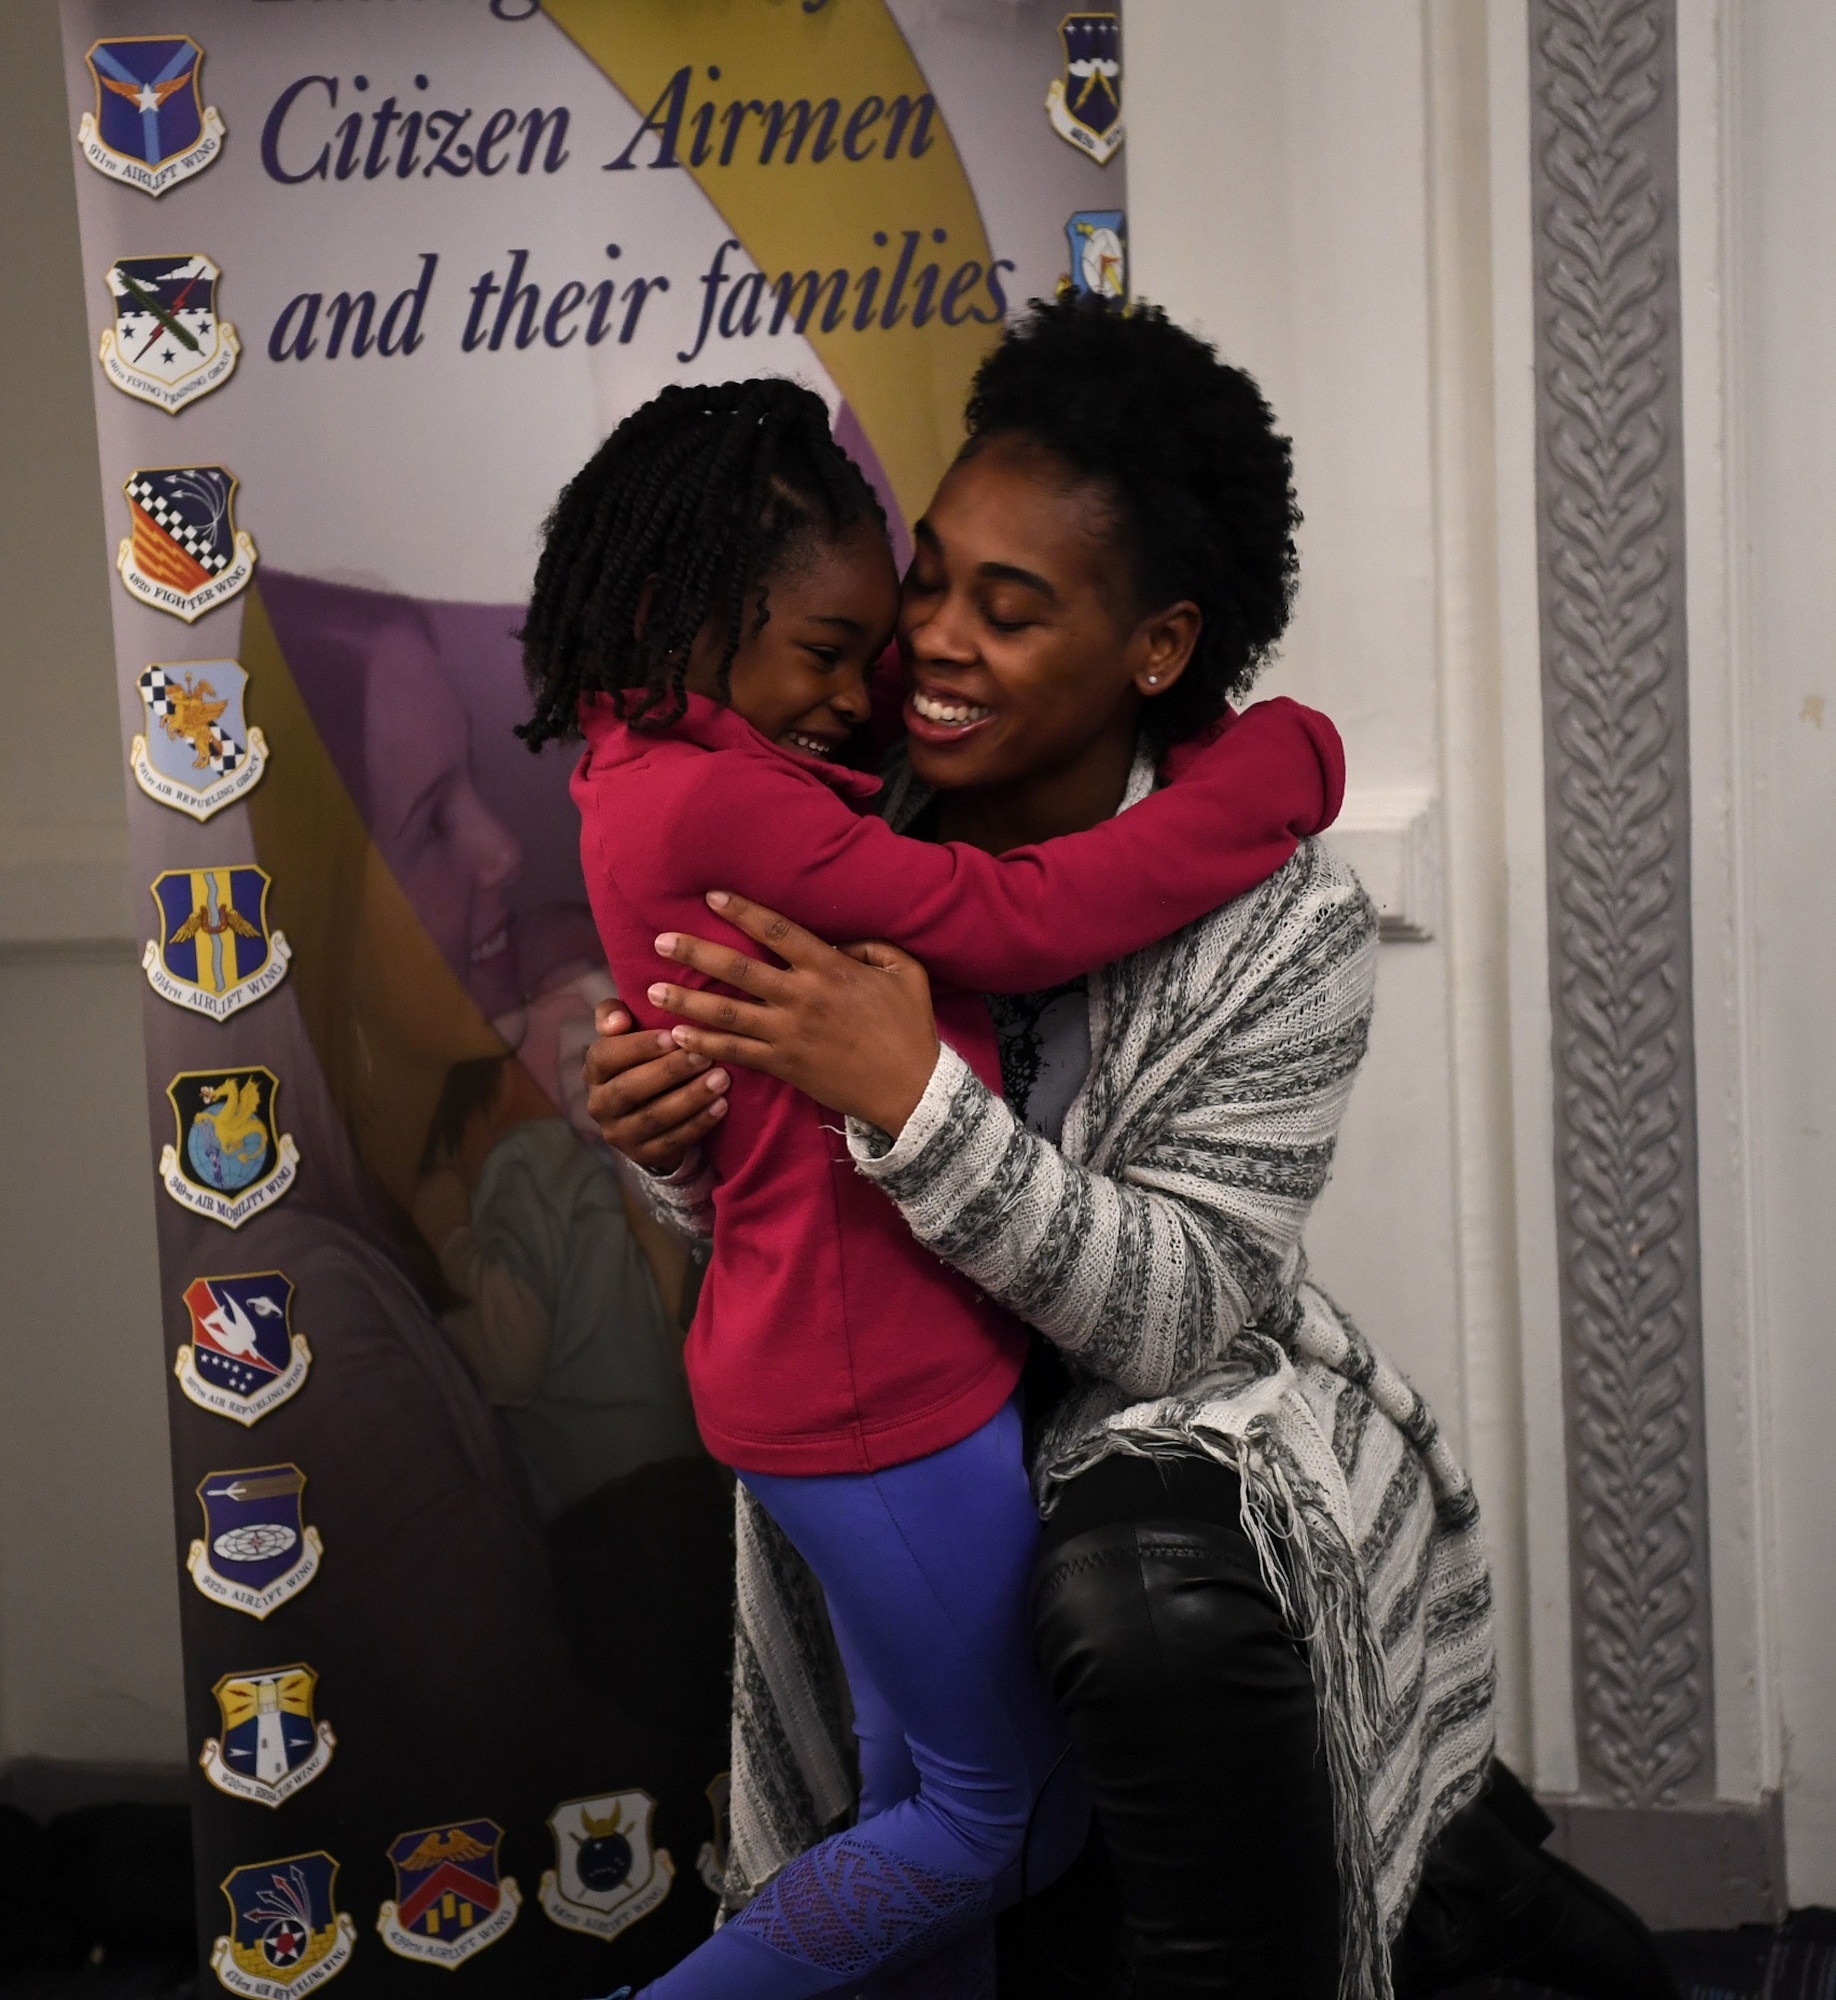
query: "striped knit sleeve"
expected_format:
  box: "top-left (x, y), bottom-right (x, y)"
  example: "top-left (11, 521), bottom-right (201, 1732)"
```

top-left (850, 846), bottom-right (1378, 1400)
top-left (629, 1149), bottom-right (715, 1242)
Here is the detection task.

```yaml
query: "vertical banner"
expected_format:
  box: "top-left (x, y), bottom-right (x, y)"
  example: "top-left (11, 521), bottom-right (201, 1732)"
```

top-left (57, 3), bottom-right (1123, 1992)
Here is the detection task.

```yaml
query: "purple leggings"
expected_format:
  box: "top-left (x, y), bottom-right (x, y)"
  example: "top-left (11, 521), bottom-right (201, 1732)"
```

top-left (639, 1397), bottom-right (1087, 1997)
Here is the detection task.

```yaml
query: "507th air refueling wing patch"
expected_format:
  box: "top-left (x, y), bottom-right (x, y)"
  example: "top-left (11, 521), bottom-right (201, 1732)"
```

top-left (80, 38), bottom-right (225, 198)
top-left (118, 466), bottom-right (257, 623)
top-left (101, 254), bottom-right (240, 413)
top-left (146, 867), bottom-right (290, 1023)
top-left (211, 1854), bottom-right (355, 1999)
top-left (1068, 211), bottom-right (1127, 299)
top-left (188, 1465), bottom-right (323, 1620)
top-left (201, 1664), bottom-right (335, 1807)
top-left (162, 1069), bottom-right (299, 1229)
top-left (1046, 14), bottom-right (1124, 164)
top-left (133, 661), bottom-right (268, 822)
top-left (176, 1272), bottom-right (310, 1425)
top-left (377, 1821), bottom-right (521, 1966)
top-left (539, 1791), bottom-right (674, 1941)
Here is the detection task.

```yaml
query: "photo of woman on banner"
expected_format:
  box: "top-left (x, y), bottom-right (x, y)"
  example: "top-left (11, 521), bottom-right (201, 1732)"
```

top-left (244, 571), bottom-right (736, 1754)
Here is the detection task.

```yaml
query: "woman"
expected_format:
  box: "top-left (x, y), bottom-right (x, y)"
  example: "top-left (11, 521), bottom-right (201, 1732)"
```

top-left (585, 299), bottom-right (1675, 2000)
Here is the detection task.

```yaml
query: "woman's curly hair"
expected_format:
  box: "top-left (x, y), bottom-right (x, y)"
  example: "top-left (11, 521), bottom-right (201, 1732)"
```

top-left (962, 293), bottom-right (1301, 751)
top-left (519, 377), bottom-right (883, 748)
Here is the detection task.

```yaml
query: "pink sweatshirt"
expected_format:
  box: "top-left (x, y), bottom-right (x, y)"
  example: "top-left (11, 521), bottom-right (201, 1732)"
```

top-left (573, 692), bottom-right (1344, 1475)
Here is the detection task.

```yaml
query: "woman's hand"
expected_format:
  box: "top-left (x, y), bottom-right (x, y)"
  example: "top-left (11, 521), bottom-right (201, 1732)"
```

top-left (647, 891), bottom-right (941, 1137)
top-left (582, 1002), bottom-right (731, 1172)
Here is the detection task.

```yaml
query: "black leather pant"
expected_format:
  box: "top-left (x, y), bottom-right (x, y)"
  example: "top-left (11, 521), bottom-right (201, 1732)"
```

top-left (1013, 1449), bottom-right (1679, 2000)
top-left (1027, 1451), bottom-right (1340, 1998)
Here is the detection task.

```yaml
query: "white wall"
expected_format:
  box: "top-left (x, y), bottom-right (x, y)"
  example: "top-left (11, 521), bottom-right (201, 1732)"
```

top-left (1127, 0), bottom-right (1536, 1770)
top-left (0, 0), bottom-right (185, 1775)
top-left (1729, 0), bottom-right (1836, 1902)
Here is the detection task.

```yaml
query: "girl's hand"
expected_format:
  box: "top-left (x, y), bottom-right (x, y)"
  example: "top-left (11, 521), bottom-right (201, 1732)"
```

top-left (647, 891), bottom-right (941, 1137)
top-left (582, 1001), bottom-right (730, 1172)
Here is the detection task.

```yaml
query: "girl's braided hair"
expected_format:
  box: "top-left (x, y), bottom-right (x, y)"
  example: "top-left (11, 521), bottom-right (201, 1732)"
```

top-left (519, 377), bottom-right (883, 748)
top-left (962, 293), bottom-right (1301, 752)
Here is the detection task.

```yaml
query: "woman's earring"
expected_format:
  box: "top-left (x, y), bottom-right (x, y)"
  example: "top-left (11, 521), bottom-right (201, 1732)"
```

top-left (1146, 674), bottom-right (1159, 686)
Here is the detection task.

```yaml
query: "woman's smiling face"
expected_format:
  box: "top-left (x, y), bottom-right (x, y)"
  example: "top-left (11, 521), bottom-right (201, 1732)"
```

top-left (897, 434), bottom-right (1196, 796)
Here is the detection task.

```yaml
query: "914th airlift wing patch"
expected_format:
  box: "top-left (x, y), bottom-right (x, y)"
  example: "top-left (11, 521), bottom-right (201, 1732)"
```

top-left (145, 866), bottom-right (290, 1023)
top-left (79, 38), bottom-right (225, 198)
top-left (101, 254), bottom-right (239, 412)
top-left (118, 466), bottom-right (257, 623)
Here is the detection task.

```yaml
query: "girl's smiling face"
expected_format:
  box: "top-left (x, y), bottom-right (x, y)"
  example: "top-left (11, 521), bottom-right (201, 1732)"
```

top-left (683, 516), bottom-right (900, 764)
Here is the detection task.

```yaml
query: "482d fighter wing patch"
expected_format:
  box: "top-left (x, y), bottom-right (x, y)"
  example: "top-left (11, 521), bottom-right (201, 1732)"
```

top-left (118, 466), bottom-right (257, 623)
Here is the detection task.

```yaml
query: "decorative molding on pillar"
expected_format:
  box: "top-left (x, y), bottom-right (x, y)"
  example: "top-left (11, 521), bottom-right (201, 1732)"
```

top-left (1526, 0), bottom-right (1713, 1805)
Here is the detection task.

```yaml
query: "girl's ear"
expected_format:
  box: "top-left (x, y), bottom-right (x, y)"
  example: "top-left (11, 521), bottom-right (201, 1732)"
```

top-left (1133, 600), bottom-right (1203, 699)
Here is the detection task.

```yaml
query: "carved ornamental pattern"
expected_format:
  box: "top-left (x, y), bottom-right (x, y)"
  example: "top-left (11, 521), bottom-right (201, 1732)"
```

top-left (1527, 0), bottom-right (1713, 1804)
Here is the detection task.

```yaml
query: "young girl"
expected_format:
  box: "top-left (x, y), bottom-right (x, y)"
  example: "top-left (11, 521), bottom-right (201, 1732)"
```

top-left (521, 377), bottom-right (1340, 1997)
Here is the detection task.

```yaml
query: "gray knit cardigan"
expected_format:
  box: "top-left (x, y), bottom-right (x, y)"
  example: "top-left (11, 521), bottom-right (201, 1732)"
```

top-left (643, 753), bottom-right (1496, 2000)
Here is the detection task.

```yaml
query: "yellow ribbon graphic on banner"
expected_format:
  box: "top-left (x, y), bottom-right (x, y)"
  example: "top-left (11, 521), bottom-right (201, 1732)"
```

top-left (243, 586), bottom-right (503, 1214)
top-left (543, 0), bottom-right (1005, 523)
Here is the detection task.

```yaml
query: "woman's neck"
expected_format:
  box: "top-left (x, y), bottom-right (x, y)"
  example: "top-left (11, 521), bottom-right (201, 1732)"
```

top-left (935, 724), bottom-right (1140, 855)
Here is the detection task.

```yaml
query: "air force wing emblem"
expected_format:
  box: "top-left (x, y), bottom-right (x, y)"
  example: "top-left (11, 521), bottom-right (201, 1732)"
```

top-left (378, 1821), bottom-right (521, 1966)
top-left (188, 1465), bottom-right (323, 1620)
top-left (1046, 14), bottom-right (1123, 164)
top-left (211, 1854), bottom-right (355, 1999)
top-left (133, 661), bottom-right (268, 822)
top-left (162, 1069), bottom-right (299, 1229)
top-left (177, 1272), bottom-right (310, 1425)
top-left (80, 39), bottom-right (225, 198)
top-left (1067, 211), bottom-right (1127, 300)
top-left (146, 867), bottom-right (290, 1023)
top-left (696, 1771), bottom-right (731, 1898)
top-left (201, 1665), bottom-right (335, 1808)
top-left (539, 1790), bottom-right (674, 1941)
top-left (118, 467), bottom-right (257, 624)
top-left (101, 255), bottom-right (240, 413)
